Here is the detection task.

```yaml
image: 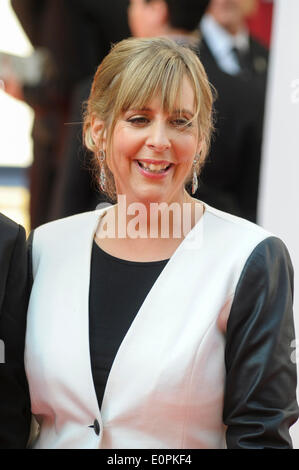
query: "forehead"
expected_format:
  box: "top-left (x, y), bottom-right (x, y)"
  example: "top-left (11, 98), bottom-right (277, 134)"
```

top-left (210, 0), bottom-right (246, 8)
top-left (129, 0), bottom-right (147, 7)
top-left (129, 0), bottom-right (148, 12)
top-left (122, 75), bottom-right (196, 114)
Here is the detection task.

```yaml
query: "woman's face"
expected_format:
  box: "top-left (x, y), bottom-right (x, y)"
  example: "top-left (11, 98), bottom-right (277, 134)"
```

top-left (104, 76), bottom-right (200, 207)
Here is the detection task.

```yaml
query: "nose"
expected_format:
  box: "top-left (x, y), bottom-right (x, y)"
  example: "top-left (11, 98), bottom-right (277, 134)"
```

top-left (146, 120), bottom-right (171, 153)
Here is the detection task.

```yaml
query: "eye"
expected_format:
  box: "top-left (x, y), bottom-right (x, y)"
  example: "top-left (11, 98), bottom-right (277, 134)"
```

top-left (171, 118), bottom-right (193, 128)
top-left (127, 116), bottom-right (150, 126)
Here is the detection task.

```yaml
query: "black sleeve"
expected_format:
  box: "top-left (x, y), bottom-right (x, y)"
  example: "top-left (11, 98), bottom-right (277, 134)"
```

top-left (0, 225), bottom-right (31, 448)
top-left (223, 236), bottom-right (299, 448)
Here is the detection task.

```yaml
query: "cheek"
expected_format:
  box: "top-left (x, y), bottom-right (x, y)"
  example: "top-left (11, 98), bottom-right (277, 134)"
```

top-left (128, 13), bottom-right (138, 35)
top-left (128, 7), bottom-right (144, 36)
top-left (175, 136), bottom-right (198, 165)
top-left (109, 128), bottom-right (142, 170)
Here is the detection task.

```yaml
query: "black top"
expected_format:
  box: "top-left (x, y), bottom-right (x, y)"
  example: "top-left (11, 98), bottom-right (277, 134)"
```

top-left (89, 240), bottom-right (169, 410)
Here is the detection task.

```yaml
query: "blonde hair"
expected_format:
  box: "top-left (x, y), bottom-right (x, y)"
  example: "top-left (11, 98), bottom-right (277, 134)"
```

top-left (83, 36), bottom-right (214, 201)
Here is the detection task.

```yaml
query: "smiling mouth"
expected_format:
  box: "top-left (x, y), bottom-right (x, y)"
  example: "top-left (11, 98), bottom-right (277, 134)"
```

top-left (136, 160), bottom-right (173, 174)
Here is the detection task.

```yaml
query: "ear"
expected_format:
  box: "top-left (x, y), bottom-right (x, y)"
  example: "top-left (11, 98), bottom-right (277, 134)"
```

top-left (90, 114), bottom-right (107, 151)
top-left (196, 138), bottom-right (203, 156)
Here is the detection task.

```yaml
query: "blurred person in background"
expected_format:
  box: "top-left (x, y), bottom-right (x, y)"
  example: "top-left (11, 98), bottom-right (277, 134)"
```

top-left (128, 0), bottom-right (267, 222)
top-left (6, 0), bottom-right (129, 228)
top-left (196, 0), bottom-right (269, 221)
top-left (7, 0), bottom-right (96, 228)
top-left (0, 214), bottom-right (31, 448)
top-left (128, 0), bottom-right (207, 47)
top-left (49, 0), bottom-right (131, 219)
top-left (200, 0), bottom-right (268, 89)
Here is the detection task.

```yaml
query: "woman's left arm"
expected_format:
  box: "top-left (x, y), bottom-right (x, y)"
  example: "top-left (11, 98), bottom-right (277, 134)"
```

top-left (223, 236), bottom-right (299, 449)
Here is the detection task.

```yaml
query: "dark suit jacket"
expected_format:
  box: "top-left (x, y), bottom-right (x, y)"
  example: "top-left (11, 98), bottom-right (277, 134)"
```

top-left (194, 37), bottom-right (268, 222)
top-left (0, 214), bottom-right (31, 448)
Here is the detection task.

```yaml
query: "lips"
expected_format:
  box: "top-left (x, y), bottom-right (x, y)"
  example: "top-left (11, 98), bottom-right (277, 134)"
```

top-left (134, 159), bottom-right (173, 179)
top-left (138, 160), bottom-right (171, 172)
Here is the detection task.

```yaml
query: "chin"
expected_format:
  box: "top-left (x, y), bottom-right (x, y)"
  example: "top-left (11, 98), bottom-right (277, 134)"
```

top-left (133, 188), bottom-right (169, 206)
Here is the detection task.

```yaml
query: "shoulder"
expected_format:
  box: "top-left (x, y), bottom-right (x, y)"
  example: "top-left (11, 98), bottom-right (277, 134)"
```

top-left (204, 205), bottom-right (293, 287)
top-left (204, 203), bottom-right (272, 246)
top-left (0, 215), bottom-right (27, 310)
top-left (238, 236), bottom-right (293, 282)
top-left (230, 235), bottom-right (293, 315)
top-left (0, 212), bottom-right (22, 239)
top-left (202, 204), bottom-right (292, 286)
top-left (30, 208), bottom-right (111, 264)
top-left (203, 205), bottom-right (294, 337)
top-left (0, 213), bottom-right (26, 255)
top-left (214, 209), bottom-right (294, 344)
top-left (225, 234), bottom-right (294, 334)
top-left (29, 210), bottom-right (103, 280)
top-left (32, 209), bottom-right (105, 244)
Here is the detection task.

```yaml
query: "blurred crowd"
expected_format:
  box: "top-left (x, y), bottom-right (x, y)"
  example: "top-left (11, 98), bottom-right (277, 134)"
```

top-left (3, 0), bottom-right (271, 228)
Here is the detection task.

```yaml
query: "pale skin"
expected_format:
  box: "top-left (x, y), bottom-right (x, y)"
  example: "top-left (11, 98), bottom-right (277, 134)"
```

top-left (91, 76), bottom-right (204, 263)
top-left (91, 77), bottom-right (228, 332)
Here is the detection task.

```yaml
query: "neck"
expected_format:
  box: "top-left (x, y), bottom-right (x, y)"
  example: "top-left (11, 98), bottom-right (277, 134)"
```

top-left (208, 11), bottom-right (244, 36)
top-left (99, 191), bottom-right (202, 240)
top-left (225, 23), bottom-right (243, 36)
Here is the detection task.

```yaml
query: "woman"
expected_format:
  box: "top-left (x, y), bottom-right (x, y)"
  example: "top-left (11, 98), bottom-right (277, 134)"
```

top-left (25, 37), bottom-right (298, 449)
top-left (0, 213), bottom-right (31, 448)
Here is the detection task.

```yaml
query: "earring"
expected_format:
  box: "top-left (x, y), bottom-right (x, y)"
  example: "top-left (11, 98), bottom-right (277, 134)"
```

top-left (98, 150), bottom-right (106, 192)
top-left (191, 155), bottom-right (200, 195)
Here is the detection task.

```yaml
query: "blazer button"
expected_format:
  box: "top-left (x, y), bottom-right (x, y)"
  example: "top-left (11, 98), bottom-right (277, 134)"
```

top-left (93, 419), bottom-right (100, 436)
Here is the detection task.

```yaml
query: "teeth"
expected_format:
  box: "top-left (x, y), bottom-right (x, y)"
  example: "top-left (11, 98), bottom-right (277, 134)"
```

top-left (138, 161), bottom-right (170, 172)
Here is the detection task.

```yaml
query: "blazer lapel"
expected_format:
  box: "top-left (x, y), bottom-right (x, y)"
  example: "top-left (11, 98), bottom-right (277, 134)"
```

top-left (100, 212), bottom-right (206, 424)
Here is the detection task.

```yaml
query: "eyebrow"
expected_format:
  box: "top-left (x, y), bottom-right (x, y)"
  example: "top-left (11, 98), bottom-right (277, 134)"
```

top-left (128, 107), bottom-right (195, 117)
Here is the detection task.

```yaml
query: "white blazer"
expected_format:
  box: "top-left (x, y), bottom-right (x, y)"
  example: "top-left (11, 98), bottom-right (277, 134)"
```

top-left (25, 204), bottom-right (273, 449)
